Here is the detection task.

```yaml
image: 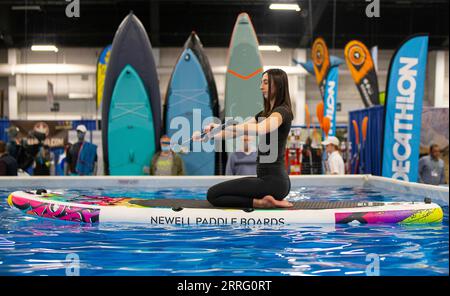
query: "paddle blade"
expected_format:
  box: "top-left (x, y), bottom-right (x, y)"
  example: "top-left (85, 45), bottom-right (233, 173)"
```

top-left (362, 116), bottom-right (369, 142)
top-left (305, 103), bottom-right (311, 129)
top-left (322, 116), bottom-right (331, 136)
top-left (352, 120), bottom-right (360, 145)
top-left (316, 102), bottom-right (324, 129)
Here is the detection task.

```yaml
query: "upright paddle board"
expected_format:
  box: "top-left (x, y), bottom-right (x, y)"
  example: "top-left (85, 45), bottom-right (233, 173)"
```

top-left (224, 13), bottom-right (264, 156)
top-left (108, 65), bottom-right (155, 175)
top-left (96, 44), bottom-right (112, 109)
top-left (8, 190), bottom-right (444, 225)
top-left (164, 32), bottom-right (219, 175)
top-left (102, 12), bottom-right (161, 175)
top-left (224, 13), bottom-right (264, 121)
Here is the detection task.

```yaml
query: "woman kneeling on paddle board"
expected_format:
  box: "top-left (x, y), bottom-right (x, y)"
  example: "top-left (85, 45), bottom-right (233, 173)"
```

top-left (194, 69), bottom-right (294, 209)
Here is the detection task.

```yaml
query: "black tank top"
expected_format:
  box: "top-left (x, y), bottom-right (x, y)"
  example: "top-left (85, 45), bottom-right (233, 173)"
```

top-left (254, 105), bottom-right (293, 175)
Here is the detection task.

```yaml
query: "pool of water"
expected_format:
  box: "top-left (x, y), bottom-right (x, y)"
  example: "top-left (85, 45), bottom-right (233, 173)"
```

top-left (0, 186), bottom-right (448, 276)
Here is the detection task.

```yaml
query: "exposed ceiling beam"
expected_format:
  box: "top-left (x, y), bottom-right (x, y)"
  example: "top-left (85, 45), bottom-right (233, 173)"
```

top-left (150, 0), bottom-right (160, 46)
top-left (299, 0), bottom-right (327, 48)
top-left (0, 5), bottom-right (13, 46)
top-left (0, 0), bottom-right (272, 6)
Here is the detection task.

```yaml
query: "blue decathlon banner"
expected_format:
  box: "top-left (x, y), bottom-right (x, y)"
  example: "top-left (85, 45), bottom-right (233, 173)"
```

top-left (324, 66), bottom-right (339, 136)
top-left (382, 35), bottom-right (428, 182)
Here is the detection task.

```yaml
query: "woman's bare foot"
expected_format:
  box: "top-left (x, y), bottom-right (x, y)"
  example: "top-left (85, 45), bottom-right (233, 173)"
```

top-left (253, 195), bottom-right (293, 208)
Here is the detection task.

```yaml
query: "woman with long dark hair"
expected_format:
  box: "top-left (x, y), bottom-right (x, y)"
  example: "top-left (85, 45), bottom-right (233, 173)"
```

top-left (195, 68), bottom-right (294, 208)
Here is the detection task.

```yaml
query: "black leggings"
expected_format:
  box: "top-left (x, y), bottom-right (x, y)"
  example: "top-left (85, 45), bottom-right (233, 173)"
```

top-left (207, 169), bottom-right (291, 208)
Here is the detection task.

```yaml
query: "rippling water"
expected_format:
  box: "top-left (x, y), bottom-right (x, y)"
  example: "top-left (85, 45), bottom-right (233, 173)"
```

top-left (0, 186), bottom-right (448, 276)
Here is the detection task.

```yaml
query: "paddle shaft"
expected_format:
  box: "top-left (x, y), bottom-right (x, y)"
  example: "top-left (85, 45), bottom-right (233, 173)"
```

top-left (178, 120), bottom-right (238, 146)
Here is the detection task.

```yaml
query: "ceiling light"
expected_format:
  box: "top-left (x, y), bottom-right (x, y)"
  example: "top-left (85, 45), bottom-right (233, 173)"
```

top-left (259, 45), bottom-right (282, 52)
top-left (269, 3), bottom-right (301, 11)
top-left (11, 5), bottom-right (41, 11)
top-left (31, 45), bottom-right (59, 53)
top-left (68, 93), bottom-right (94, 100)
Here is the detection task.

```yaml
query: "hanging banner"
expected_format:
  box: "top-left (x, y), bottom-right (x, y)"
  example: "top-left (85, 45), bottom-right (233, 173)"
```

top-left (47, 80), bottom-right (54, 107)
top-left (294, 56), bottom-right (344, 76)
top-left (311, 37), bottom-right (330, 98)
top-left (96, 44), bottom-right (112, 108)
top-left (344, 40), bottom-right (380, 107)
top-left (382, 35), bottom-right (429, 182)
top-left (323, 66), bottom-right (339, 137)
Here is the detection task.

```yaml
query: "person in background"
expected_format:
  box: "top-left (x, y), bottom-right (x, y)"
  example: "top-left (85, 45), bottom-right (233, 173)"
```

top-left (6, 126), bottom-right (32, 172)
top-left (419, 144), bottom-right (447, 185)
top-left (310, 131), bottom-right (323, 174)
top-left (54, 141), bottom-right (71, 176)
top-left (149, 135), bottom-right (185, 176)
top-left (6, 126), bottom-right (21, 159)
top-left (59, 142), bottom-right (72, 175)
top-left (322, 136), bottom-right (345, 175)
top-left (312, 142), bottom-right (324, 174)
top-left (225, 135), bottom-right (257, 176)
top-left (301, 137), bottom-right (314, 175)
top-left (302, 137), bottom-right (324, 175)
top-left (32, 130), bottom-right (53, 176)
top-left (66, 125), bottom-right (98, 176)
top-left (0, 140), bottom-right (18, 176)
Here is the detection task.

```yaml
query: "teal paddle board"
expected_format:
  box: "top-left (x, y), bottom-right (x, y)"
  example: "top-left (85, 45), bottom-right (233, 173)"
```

top-left (164, 33), bottom-right (218, 175)
top-left (224, 13), bottom-right (264, 154)
top-left (108, 65), bottom-right (155, 175)
top-left (225, 13), bottom-right (264, 120)
top-left (102, 13), bottom-right (161, 175)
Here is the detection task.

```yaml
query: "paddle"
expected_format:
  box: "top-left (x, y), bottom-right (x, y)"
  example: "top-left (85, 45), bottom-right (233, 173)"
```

top-left (360, 116), bottom-right (369, 174)
top-left (172, 119), bottom-right (239, 153)
top-left (202, 119), bottom-right (240, 142)
top-left (351, 120), bottom-right (360, 174)
top-left (305, 103), bottom-right (313, 174)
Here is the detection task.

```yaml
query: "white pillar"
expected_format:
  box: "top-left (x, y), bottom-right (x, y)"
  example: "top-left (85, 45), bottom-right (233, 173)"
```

top-left (7, 49), bottom-right (18, 119)
top-left (153, 48), bottom-right (160, 67)
top-left (433, 51), bottom-right (447, 107)
top-left (293, 48), bottom-right (306, 125)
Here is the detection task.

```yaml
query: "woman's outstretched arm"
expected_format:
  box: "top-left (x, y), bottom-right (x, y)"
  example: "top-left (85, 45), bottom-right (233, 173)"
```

top-left (218, 112), bottom-right (284, 140)
top-left (193, 112), bottom-right (284, 142)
